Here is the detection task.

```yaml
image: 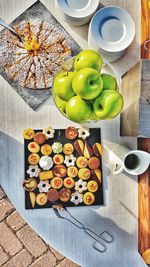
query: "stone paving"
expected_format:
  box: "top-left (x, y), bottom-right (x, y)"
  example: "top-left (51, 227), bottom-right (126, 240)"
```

top-left (0, 186), bottom-right (79, 267)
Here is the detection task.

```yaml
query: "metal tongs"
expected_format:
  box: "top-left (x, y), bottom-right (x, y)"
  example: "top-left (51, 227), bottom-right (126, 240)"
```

top-left (52, 203), bottom-right (114, 253)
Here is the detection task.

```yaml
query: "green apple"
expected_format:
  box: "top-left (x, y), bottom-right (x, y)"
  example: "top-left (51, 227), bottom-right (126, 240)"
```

top-left (66, 96), bottom-right (92, 123)
top-left (89, 111), bottom-right (100, 121)
top-left (55, 95), bottom-right (67, 113)
top-left (72, 68), bottom-right (103, 100)
top-left (74, 50), bottom-right (103, 72)
top-left (53, 71), bottom-right (75, 101)
top-left (93, 90), bottom-right (123, 119)
top-left (101, 73), bottom-right (117, 91)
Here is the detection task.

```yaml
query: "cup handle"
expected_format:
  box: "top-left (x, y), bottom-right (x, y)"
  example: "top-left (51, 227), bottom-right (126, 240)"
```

top-left (113, 162), bottom-right (124, 175)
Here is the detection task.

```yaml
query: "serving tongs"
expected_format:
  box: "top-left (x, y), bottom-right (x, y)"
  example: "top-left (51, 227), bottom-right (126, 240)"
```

top-left (0, 18), bottom-right (24, 43)
top-left (52, 203), bottom-right (114, 253)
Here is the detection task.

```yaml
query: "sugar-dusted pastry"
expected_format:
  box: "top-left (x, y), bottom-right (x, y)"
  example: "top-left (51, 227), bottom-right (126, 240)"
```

top-left (64, 154), bottom-right (76, 167)
top-left (87, 180), bottom-right (98, 193)
top-left (59, 188), bottom-right (71, 202)
top-left (37, 180), bottom-right (51, 193)
top-left (27, 165), bottom-right (41, 178)
top-left (47, 189), bottom-right (59, 202)
top-left (53, 154), bottom-right (64, 165)
top-left (36, 193), bottom-right (47, 206)
top-left (65, 126), bottom-right (78, 140)
top-left (78, 127), bottom-right (90, 140)
top-left (28, 153), bottom-right (40, 165)
top-left (39, 156), bottom-right (53, 170)
top-left (63, 143), bottom-right (74, 155)
top-left (76, 156), bottom-right (88, 168)
top-left (67, 166), bottom-right (78, 178)
top-left (88, 157), bottom-right (100, 169)
top-left (83, 141), bottom-right (93, 159)
top-left (52, 142), bottom-right (63, 154)
top-left (91, 169), bottom-right (102, 184)
top-left (34, 132), bottom-right (46, 145)
top-left (53, 165), bottom-right (67, 177)
top-left (23, 178), bottom-right (37, 191)
top-left (41, 144), bottom-right (52, 156)
top-left (23, 128), bottom-right (35, 140)
top-left (29, 192), bottom-right (36, 208)
top-left (78, 168), bottom-right (91, 180)
top-left (71, 191), bottom-right (83, 205)
top-left (75, 179), bottom-right (87, 193)
top-left (28, 142), bottom-right (40, 153)
top-left (64, 177), bottom-right (75, 188)
top-left (92, 143), bottom-right (103, 158)
top-left (51, 177), bottom-right (63, 189)
top-left (73, 140), bottom-right (84, 156)
top-left (83, 192), bottom-right (95, 205)
top-left (43, 126), bottom-right (55, 139)
top-left (39, 170), bottom-right (54, 181)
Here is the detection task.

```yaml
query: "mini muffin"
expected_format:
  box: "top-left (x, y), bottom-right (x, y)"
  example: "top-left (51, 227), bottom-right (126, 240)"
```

top-left (53, 154), bottom-right (64, 165)
top-left (88, 157), bottom-right (100, 169)
top-left (64, 177), bottom-right (75, 188)
top-left (48, 189), bottom-right (59, 202)
top-left (67, 166), bottom-right (78, 178)
top-left (65, 127), bottom-right (78, 140)
top-left (36, 193), bottom-right (47, 206)
top-left (76, 156), bottom-right (88, 168)
top-left (87, 180), bottom-right (98, 193)
top-left (28, 153), bottom-right (40, 165)
top-left (23, 128), bottom-right (35, 140)
top-left (34, 132), bottom-right (46, 144)
top-left (83, 192), bottom-right (95, 205)
top-left (23, 178), bottom-right (37, 191)
top-left (63, 143), bottom-right (74, 155)
top-left (78, 168), bottom-right (91, 180)
top-left (51, 177), bottom-right (63, 189)
top-left (41, 144), bottom-right (52, 156)
top-left (39, 170), bottom-right (54, 181)
top-left (59, 188), bottom-right (71, 202)
top-left (28, 142), bottom-right (40, 153)
top-left (53, 165), bottom-right (67, 177)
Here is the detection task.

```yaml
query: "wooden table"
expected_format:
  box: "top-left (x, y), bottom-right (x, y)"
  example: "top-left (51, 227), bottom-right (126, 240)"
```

top-left (141, 0), bottom-right (150, 59)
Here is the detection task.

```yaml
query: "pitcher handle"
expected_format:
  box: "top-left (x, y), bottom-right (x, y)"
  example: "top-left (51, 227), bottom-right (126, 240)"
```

top-left (113, 162), bottom-right (124, 175)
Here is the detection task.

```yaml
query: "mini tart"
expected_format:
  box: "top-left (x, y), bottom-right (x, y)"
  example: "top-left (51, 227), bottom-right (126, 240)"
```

top-left (52, 142), bottom-right (63, 153)
top-left (64, 154), bottom-right (76, 167)
top-left (23, 128), bottom-right (35, 140)
top-left (71, 191), bottom-right (83, 205)
top-left (23, 178), bottom-right (37, 191)
top-left (87, 180), bottom-right (98, 193)
top-left (28, 142), bottom-right (40, 153)
top-left (53, 154), bottom-right (64, 165)
top-left (48, 189), bottom-right (59, 202)
top-left (53, 165), bottom-right (67, 177)
top-left (65, 127), bottom-right (78, 140)
top-left (83, 192), bottom-right (95, 205)
top-left (78, 168), bottom-right (91, 180)
top-left (34, 132), bottom-right (46, 145)
top-left (36, 193), bottom-right (48, 206)
top-left (59, 188), bottom-right (71, 202)
top-left (76, 156), bottom-right (88, 168)
top-left (88, 157), bottom-right (100, 169)
top-left (29, 192), bottom-right (36, 208)
top-left (28, 153), bottom-right (40, 165)
top-left (75, 179), bottom-right (87, 193)
top-left (51, 177), bottom-right (63, 189)
top-left (41, 144), bottom-right (52, 156)
top-left (43, 126), bottom-right (55, 139)
top-left (39, 170), bottom-right (54, 180)
top-left (67, 166), bottom-right (78, 178)
top-left (63, 143), bottom-right (74, 155)
top-left (64, 177), bottom-right (75, 188)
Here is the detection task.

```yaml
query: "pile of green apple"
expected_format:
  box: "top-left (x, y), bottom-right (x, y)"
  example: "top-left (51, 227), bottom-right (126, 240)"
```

top-left (53, 50), bottom-right (123, 123)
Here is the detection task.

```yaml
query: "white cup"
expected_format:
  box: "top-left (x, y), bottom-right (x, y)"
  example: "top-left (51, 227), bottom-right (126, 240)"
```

top-left (113, 150), bottom-right (150, 176)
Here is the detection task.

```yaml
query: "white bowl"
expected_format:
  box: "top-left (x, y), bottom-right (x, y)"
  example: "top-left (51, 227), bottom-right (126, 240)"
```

top-left (55, 0), bottom-right (99, 26)
top-left (88, 6), bottom-right (135, 62)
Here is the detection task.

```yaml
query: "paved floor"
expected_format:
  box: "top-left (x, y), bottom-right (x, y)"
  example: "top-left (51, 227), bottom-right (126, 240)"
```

top-left (0, 186), bottom-right (79, 267)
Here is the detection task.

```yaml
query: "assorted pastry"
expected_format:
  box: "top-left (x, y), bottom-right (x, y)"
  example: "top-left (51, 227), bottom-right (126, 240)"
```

top-left (23, 126), bottom-right (103, 208)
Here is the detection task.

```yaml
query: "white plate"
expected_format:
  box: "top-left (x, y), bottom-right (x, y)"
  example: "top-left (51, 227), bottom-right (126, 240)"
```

top-left (89, 6), bottom-right (135, 53)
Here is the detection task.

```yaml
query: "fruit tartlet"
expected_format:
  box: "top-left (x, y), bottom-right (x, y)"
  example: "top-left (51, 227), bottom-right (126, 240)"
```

top-left (63, 143), bottom-right (74, 155)
top-left (78, 127), bottom-right (90, 140)
top-left (75, 179), bottom-right (87, 193)
top-left (67, 166), bottom-right (78, 178)
top-left (64, 177), bottom-right (75, 188)
top-left (78, 168), bottom-right (91, 180)
top-left (76, 156), bottom-right (88, 168)
top-left (36, 193), bottom-right (48, 206)
top-left (28, 153), bottom-right (40, 165)
top-left (53, 165), bottom-right (67, 177)
top-left (28, 142), bottom-right (40, 153)
top-left (41, 144), bottom-right (52, 156)
top-left (27, 165), bottom-right (41, 178)
top-left (43, 126), bottom-right (55, 139)
top-left (34, 132), bottom-right (46, 144)
top-left (64, 154), bottom-right (76, 167)
top-left (59, 188), bottom-right (71, 202)
top-left (48, 189), bottom-right (59, 202)
top-left (52, 142), bottom-right (63, 153)
top-left (23, 128), bottom-right (35, 140)
top-left (65, 126), bottom-right (78, 139)
top-left (87, 180), bottom-right (98, 193)
top-left (23, 178), bottom-right (37, 191)
top-left (51, 177), bottom-right (63, 189)
top-left (71, 191), bottom-right (83, 205)
top-left (39, 156), bottom-right (53, 170)
top-left (53, 154), bottom-right (64, 164)
top-left (83, 192), bottom-right (95, 205)
top-left (37, 181), bottom-right (51, 193)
